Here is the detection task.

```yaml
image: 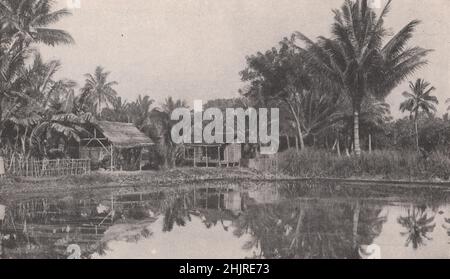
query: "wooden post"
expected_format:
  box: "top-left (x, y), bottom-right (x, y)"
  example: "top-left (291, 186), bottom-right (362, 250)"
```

top-left (193, 146), bottom-right (197, 167)
top-left (110, 145), bottom-right (114, 172)
top-left (217, 146), bottom-right (220, 168)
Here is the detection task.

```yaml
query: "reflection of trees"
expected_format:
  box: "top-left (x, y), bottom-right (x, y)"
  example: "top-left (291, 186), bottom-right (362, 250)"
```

top-left (162, 194), bottom-right (192, 232)
top-left (233, 200), bottom-right (387, 259)
top-left (397, 206), bottom-right (436, 250)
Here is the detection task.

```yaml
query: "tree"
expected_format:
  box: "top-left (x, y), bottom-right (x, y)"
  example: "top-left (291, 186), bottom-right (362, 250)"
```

top-left (129, 95), bottom-right (154, 128)
top-left (240, 41), bottom-right (342, 150)
top-left (143, 97), bottom-right (188, 168)
top-left (294, 0), bottom-right (431, 155)
top-left (101, 96), bottom-right (130, 123)
top-left (400, 79), bottom-right (438, 151)
top-left (0, 0), bottom-right (74, 48)
top-left (81, 66), bottom-right (118, 116)
top-left (446, 98), bottom-right (450, 111)
top-left (0, 0), bottom-right (73, 131)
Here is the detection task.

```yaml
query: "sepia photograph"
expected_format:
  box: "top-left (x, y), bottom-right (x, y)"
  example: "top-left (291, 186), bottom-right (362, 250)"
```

top-left (0, 0), bottom-right (449, 262)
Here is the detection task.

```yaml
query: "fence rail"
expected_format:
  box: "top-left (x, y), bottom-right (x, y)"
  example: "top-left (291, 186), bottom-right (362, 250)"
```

top-left (5, 159), bottom-right (91, 178)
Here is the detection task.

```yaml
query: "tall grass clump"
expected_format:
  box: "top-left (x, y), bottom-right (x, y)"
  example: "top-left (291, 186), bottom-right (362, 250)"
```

top-left (276, 149), bottom-right (450, 181)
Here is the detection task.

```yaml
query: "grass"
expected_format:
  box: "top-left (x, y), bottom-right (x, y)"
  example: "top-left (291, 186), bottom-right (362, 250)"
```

top-left (276, 149), bottom-right (450, 181)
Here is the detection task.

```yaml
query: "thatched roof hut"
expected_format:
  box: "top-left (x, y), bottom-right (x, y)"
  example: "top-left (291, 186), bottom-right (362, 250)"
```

top-left (79, 121), bottom-right (154, 171)
top-left (96, 121), bottom-right (154, 148)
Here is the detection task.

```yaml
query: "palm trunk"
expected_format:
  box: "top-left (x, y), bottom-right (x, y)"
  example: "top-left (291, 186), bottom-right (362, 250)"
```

top-left (337, 137), bottom-right (341, 157)
top-left (414, 112), bottom-right (419, 151)
top-left (288, 102), bottom-right (305, 150)
top-left (353, 111), bottom-right (361, 156)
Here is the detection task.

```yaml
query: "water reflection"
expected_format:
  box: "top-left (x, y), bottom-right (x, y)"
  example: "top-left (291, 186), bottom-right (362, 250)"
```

top-left (1, 181), bottom-right (450, 259)
top-left (397, 206), bottom-right (436, 250)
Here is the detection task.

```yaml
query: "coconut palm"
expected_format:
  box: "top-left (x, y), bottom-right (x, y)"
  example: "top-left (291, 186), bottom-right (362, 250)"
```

top-left (0, 0), bottom-right (74, 48)
top-left (81, 66), bottom-right (118, 116)
top-left (0, 0), bottom-right (73, 132)
top-left (101, 96), bottom-right (130, 123)
top-left (129, 95), bottom-right (154, 128)
top-left (294, 0), bottom-right (431, 155)
top-left (400, 79), bottom-right (438, 151)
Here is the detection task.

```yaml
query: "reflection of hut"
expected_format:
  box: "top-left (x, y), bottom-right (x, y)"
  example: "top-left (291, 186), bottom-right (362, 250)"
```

top-left (79, 121), bottom-right (154, 171)
top-left (184, 143), bottom-right (242, 167)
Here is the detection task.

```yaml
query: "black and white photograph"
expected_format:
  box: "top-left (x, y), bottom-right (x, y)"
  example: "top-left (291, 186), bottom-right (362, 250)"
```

top-left (0, 0), bottom-right (450, 262)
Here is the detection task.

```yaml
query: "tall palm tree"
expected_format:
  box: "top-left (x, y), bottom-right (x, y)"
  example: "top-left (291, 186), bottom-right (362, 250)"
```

top-left (294, 0), bottom-right (431, 155)
top-left (0, 0), bottom-right (74, 47)
top-left (446, 98), bottom-right (450, 111)
top-left (81, 66), bottom-right (118, 116)
top-left (400, 79), bottom-right (438, 151)
top-left (0, 0), bottom-right (73, 134)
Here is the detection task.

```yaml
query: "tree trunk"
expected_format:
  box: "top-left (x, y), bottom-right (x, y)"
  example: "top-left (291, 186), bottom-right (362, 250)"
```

top-left (286, 135), bottom-right (291, 149)
top-left (368, 134), bottom-right (372, 154)
top-left (337, 137), bottom-right (341, 157)
top-left (294, 118), bottom-right (305, 150)
top-left (288, 102), bottom-right (305, 150)
top-left (353, 111), bottom-right (361, 156)
top-left (414, 112), bottom-right (419, 151)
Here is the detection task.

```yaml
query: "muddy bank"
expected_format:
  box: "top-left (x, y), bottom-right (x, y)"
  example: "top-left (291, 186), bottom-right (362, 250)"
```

top-left (0, 168), bottom-right (279, 196)
top-left (1, 167), bottom-right (449, 199)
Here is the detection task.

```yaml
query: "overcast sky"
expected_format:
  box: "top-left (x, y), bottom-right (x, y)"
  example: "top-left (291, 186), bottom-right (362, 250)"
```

top-left (39, 0), bottom-right (450, 118)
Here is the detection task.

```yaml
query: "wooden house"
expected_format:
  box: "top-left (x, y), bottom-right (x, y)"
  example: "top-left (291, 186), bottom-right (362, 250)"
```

top-left (79, 121), bottom-right (154, 171)
top-left (184, 142), bottom-right (242, 167)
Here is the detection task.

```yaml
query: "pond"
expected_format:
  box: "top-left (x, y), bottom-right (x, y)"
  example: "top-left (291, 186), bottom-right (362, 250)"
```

top-left (0, 180), bottom-right (449, 259)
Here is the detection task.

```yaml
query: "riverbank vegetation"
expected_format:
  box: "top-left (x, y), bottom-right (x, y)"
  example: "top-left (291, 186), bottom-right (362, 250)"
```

top-left (277, 149), bottom-right (450, 181)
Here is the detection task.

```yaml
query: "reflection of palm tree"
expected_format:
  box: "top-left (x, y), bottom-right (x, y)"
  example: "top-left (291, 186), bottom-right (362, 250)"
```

top-left (398, 207), bottom-right (436, 249)
top-left (162, 194), bottom-right (191, 232)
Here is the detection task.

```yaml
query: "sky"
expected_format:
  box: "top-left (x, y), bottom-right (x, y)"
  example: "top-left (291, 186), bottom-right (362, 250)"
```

top-left (39, 0), bottom-right (450, 118)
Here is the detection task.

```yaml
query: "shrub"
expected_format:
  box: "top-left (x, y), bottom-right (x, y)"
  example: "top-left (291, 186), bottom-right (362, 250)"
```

top-left (276, 148), bottom-right (450, 181)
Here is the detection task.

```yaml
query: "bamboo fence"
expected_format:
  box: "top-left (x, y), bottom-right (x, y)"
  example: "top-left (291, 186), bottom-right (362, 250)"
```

top-left (5, 159), bottom-right (91, 178)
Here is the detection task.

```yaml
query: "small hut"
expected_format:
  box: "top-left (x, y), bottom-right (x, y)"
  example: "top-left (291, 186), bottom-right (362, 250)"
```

top-left (79, 121), bottom-right (154, 171)
top-left (184, 142), bottom-right (242, 167)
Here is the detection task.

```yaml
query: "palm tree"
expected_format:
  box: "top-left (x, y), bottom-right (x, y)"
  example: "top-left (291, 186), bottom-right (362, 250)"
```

top-left (400, 79), bottom-right (438, 151)
top-left (161, 97), bottom-right (187, 114)
top-left (143, 97), bottom-right (188, 168)
top-left (294, 0), bottom-right (431, 155)
top-left (129, 95), bottom-right (154, 128)
top-left (397, 207), bottom-right (436, 250)
top-left (0, 0), bottom-right (74, 48)
top-left (446, 98), bottom-right (450, 111)
top-left (81, 66), bottom-right (118, 116)
top-left (0, 0), bottom-right (73, 133)
top-left (101, 96), bottom-right (129, 122)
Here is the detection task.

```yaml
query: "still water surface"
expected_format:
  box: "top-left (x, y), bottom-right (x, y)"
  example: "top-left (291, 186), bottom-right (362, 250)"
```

top-left (1, 181), bottom-right (449, 259)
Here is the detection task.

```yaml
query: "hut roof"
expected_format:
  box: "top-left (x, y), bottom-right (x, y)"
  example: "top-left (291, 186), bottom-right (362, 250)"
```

top-left (96, 121), bottom-right (154, 148)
